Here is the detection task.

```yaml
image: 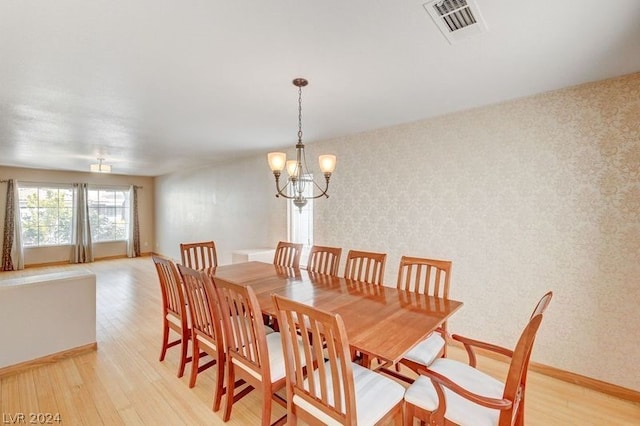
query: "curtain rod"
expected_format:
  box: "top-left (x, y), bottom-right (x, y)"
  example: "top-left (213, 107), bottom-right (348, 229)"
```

top-left (0, 179), bottom-right (142, 189)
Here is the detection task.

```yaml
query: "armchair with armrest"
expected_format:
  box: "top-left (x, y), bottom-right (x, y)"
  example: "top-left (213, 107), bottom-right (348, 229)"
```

top-left (404, 291), bottom-right (552, 426)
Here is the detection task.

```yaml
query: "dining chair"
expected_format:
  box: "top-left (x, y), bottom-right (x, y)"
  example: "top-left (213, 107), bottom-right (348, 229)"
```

top-left (180, 240), bottom-right (218, 271)
top-left (273, 241), bottom-right (303, 268)
top-left (152, 255), bottom-right (190, 378)
top-left (343, 250), bottom-right (387, 285)
top-left (273, 293), bottom-right (405, 425)
top-left (343, 249), bottom-right (387, 367)
top-left (177, 264), bottom-right (226, 412)
top-left (404, 291), bottom-right (553, 426)
top-left (307, 244), bottom-right (342, 276)
top-left (215, 277), bottom-right (290, 425)
top-left (396, 256), bottom-right (452, 374)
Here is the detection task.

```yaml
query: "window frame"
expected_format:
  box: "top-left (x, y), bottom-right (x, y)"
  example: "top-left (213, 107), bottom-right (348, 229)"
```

top-left (87, 185), bottom-right (131, 244)
top-left (18, 183), bottom-right (74, 248)
top-left (287, 175), bottom-right (314, 267)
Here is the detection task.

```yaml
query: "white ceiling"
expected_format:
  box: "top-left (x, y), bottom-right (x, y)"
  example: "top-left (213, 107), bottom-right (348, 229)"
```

top-left (1, 1), bottom-right (639, 176)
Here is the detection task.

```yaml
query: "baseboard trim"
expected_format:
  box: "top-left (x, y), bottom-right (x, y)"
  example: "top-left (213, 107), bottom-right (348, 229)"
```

top-left (529, 361), bottom-right (640, 403)
top-left (0, 342), bottom-right (98, 378)
top-left (451, 341), bottom-right (640, 403)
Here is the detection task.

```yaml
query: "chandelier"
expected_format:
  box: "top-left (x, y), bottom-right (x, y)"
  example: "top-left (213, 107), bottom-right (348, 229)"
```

top-left (267, 78), bottom-right (336, 211)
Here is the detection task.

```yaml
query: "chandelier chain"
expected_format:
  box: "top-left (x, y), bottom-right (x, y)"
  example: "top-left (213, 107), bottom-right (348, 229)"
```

top-left (297, 85), bottom-right (303, 142)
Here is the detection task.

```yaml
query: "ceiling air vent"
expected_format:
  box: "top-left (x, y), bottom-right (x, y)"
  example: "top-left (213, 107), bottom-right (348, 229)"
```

top-left (424, 0), bottom-right (488, 44)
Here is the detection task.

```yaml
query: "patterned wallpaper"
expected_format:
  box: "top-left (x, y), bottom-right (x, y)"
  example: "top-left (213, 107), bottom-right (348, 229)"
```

top-left (310, 73), bottom-right (640, 391)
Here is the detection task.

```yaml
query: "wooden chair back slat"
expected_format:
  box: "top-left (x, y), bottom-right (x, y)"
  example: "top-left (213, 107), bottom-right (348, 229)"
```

top-left (180, 241), bottom-right (218, 271)
top-left (307, 245), bottom-right (342, 276)
top-left (274, 294), bottom-right (358, 425)
top-left (152, 255), bottom-right (186, 319)
top-left (152, 255), bottom-right (191, 377)
top-left (273, 241), bottom-right (303, 268)
top-left (397, 256), bottom-right (451, 298)
top-left (215, 278), bottom-right (269, 379)
top-left (177, 264), bottom-right (222, 346)
top-left (344, 250), bottom-right (387, 285)
top-left (397, 256), bottom-right (452, 351)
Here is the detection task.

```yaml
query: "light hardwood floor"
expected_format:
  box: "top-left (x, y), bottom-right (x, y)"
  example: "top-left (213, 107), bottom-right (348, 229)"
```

top-left (1, 257), bottom-right (639, 425)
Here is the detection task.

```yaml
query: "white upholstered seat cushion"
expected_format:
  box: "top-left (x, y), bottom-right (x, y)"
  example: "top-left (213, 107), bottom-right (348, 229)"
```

top-left (166, 312), bottom-right (190, 329)
top-left (264, 324), bottom-right (275, 335)
top-left (293, 361), bottom-right (405, 426)
top-left (404, 358), bottom-right (505, 426)
top-left (403, 332), bottom-right (445, 366)
top-left (196, 333), bottom-right (217, 352)
top-left (232, 332), bottom-right (303, 383)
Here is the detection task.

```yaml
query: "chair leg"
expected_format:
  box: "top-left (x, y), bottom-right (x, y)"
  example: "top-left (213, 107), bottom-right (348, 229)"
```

top-left (393, 410), bottom-right (403, 426)
top-left (261, 385), bottom-right (273, 426)
top-left (223, 359), bottom-right (236, 422)
top-left (403, 401), bottom-right (414, 426)
top-left (189, 338), bottom-right (200, 388)
top-left (177, 331), bottom-right (189, 378)
top-left (361, 353), bottom-right (371, 369)
top-left (350, 348), bottom-right (358, 362)
top-left (212, 353), bottom-right (225, 412)
top-left (287, 407), bottom-right (296, 426)
top-left (159, 321), bottom-right (169, 361)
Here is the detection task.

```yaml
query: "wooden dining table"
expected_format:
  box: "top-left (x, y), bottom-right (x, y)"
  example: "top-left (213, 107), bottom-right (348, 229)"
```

top-left (210, 261), bottom-right (463, 366)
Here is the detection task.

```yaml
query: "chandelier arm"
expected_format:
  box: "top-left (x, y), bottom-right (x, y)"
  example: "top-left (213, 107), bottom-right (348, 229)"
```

top-left (273, 173), bottom-right (296, 199)
top-left (307, 174), bottom-right (331, 199)
top-left (276, 192), bottom-right (296, 200)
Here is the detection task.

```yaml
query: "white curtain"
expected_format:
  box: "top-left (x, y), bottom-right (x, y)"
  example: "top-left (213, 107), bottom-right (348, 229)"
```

top-left (127, 185), bottom-right (140, 258)
top-left (2, 179), bottom-right (24, 270)
top-left (71, 183), bottom-right (93, 263)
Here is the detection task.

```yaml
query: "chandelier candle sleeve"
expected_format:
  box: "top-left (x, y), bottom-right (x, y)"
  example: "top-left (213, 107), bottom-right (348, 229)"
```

top-left (267, 78), bottom-right (337, 211)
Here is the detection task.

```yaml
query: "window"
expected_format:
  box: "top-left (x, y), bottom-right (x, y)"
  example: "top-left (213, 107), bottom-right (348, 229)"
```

top-left (288, 176), bottom-right (313, 266)
top-left (18, 185), bottom-right (73, 247)
top-left (88, 187), bottom-right (130, 242)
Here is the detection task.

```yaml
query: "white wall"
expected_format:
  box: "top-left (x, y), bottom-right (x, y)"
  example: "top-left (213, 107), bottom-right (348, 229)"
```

top-left (154, 155), bottom-right (286, 265)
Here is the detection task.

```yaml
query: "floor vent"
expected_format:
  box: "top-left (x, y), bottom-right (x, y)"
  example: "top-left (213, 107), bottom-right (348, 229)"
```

top-left (424, 0), bottom-right (488, 44)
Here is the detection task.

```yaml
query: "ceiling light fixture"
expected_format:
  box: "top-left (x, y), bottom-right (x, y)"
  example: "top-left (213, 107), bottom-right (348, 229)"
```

top-left (90, 158), bottom-right (112, 173)
top-left (267, 78), bottom-right (336, 211)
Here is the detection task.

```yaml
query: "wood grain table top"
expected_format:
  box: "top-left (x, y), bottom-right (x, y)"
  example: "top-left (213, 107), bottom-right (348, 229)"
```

top-left (211, 261), bottom-right (463, 364)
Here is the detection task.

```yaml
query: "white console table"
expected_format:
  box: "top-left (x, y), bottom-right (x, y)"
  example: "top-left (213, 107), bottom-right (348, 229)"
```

top-left (231, 248), bottom-right (276, 264)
